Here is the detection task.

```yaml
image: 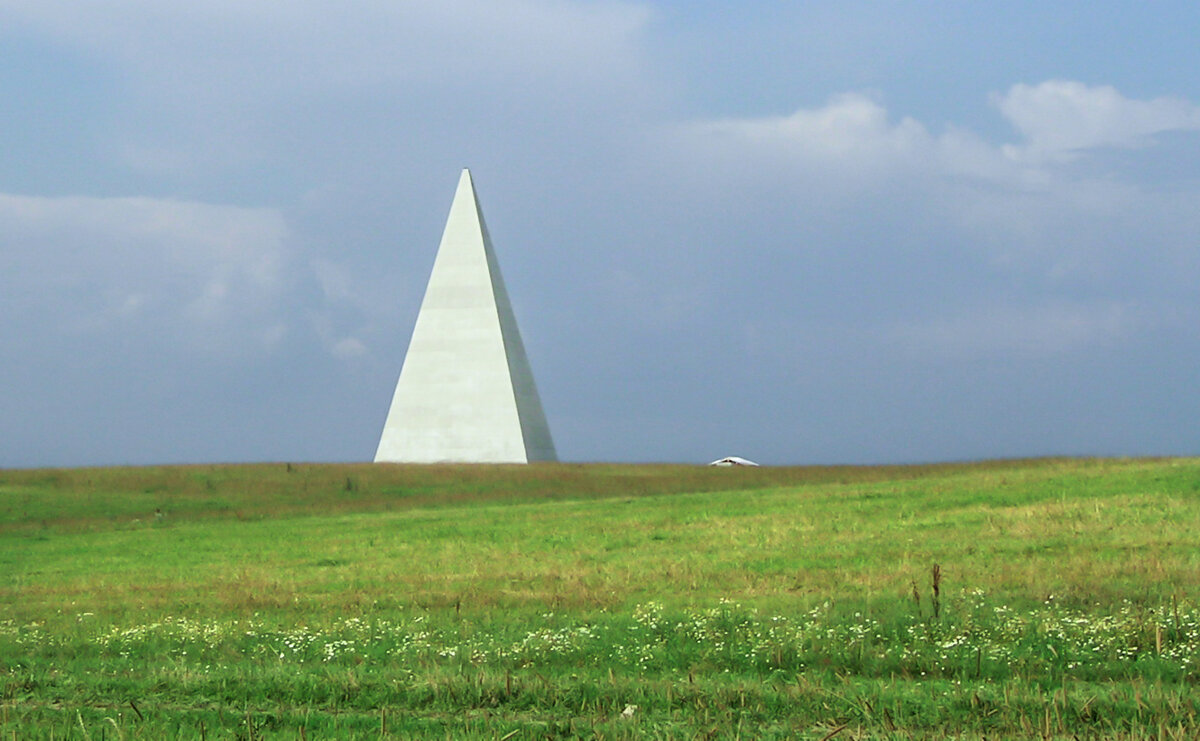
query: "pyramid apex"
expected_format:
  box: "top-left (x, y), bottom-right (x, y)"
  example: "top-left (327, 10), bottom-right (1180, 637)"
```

top-left (455, 168), bottom-right (478, 197)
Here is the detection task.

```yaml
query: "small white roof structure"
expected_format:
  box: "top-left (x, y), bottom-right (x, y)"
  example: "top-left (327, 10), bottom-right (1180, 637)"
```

top-left (708, 456), bottom-right (759, 467)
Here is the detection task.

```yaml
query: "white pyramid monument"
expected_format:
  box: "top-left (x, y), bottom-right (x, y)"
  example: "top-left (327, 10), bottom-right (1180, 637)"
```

top-left (374, 169), bottom-right (557, 463)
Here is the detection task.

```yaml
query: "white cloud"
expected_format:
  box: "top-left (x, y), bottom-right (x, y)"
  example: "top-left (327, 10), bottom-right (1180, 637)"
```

top-left (684, 93), bottom-right (932, 181)
top-left (994, 80), bottom-right (1200, 161)
top-left (680, 80), bottom-right (1200, 189)
top-left (696, 93), bottom-right (928, 160)
top-left (678, 92), bottom-right (1032, 191)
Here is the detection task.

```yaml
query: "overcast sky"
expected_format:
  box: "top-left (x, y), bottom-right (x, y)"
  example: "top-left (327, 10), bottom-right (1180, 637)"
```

top-left (3, 2), bottom-right (1200, 467)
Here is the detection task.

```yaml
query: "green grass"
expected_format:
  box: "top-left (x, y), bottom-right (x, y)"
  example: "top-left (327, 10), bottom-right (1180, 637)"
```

top-left (2, 457), bottom-right (1199, 738)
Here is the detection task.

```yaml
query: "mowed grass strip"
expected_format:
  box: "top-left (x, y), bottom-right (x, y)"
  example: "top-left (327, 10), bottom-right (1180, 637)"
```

top-left (2, 456), bottom-right (1199, 738)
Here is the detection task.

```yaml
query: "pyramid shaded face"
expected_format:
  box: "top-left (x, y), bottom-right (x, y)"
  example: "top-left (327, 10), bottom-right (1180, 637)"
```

top-left (374, 170), bottom-right (557, 463)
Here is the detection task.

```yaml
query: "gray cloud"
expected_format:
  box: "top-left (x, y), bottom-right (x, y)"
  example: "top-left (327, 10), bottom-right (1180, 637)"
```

top-left (1, 0), bottom-right (656, 186)
top-left (888, 301), bottom-right (1141, 359)
top-left (674, 81), bottom-right (1200, 286)
top-left (2, 2), bottom-right (1198, 466)
top-left (0, 193), bottom-right (291, 354)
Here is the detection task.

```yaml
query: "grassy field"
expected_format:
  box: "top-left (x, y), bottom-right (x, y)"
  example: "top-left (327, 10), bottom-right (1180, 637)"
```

top-left (2, 457), bottom-right (1199, 738)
